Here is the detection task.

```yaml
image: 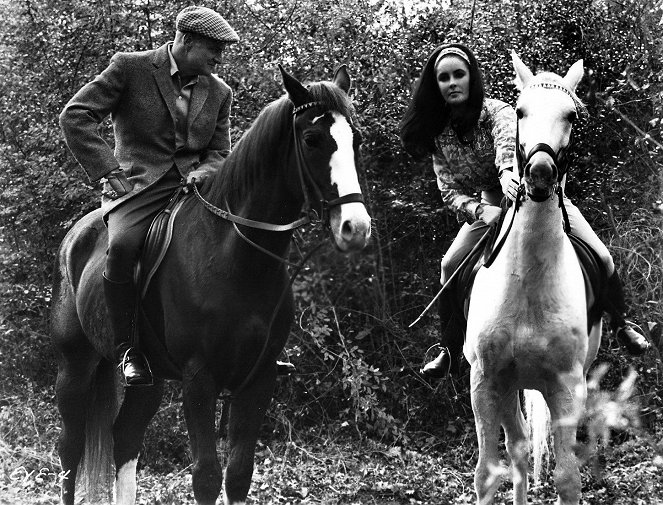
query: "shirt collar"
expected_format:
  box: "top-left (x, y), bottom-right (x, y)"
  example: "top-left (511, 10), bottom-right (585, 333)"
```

top-left (167, 43), bottom-right (200, 85)
top-left (167, 43), bottom-right (179, 77)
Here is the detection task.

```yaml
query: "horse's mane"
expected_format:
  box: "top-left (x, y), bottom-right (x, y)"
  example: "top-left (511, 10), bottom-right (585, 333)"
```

top-left (528, 71), bottom-right (588, 119)
top-left (205, 79), bottom-right (356, 203)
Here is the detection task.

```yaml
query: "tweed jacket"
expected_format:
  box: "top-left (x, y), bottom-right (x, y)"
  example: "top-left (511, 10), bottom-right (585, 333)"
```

top-left (60, 43), bottom-right (232, 216)
top-left (432, 98), bottom-right (516, 223)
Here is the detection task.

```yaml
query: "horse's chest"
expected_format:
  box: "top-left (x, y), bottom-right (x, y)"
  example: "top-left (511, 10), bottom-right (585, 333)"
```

top-left (467, 255), bottom-right (587, 374)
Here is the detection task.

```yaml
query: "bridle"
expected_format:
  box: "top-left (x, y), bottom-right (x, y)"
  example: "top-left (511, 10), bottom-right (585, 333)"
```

top-left (191, 100), bottom-right (366, 397)
top-left (485, 82), bottom-right (576, 266)
top-left (515, 82), bottom-right (576, 226)
top-left (516, 83), bottom-right (575, 196)
top-left (291, 101), bottom-right (365, 225)
top-left (193, 100), bottom-right (364, 239)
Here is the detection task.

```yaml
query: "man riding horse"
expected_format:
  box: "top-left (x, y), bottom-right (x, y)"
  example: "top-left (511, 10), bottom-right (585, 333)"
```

top-left (59, 6), bottom-right (294, 385)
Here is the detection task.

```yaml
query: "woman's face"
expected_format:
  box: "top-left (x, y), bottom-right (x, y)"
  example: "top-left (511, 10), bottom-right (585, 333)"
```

top-left (435, 55), bottom-right (471, 106)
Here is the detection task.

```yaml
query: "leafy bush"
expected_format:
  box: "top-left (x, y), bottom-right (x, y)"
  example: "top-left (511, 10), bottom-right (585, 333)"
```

top-left (1, 0), bottom-right (661, 467)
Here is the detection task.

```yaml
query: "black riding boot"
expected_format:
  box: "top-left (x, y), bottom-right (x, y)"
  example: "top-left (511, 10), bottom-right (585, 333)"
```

top-left (421, 292), bottom-right (462, 378)
top-left (276, 361), bottom-right (296, 376)
top-left (604, 271), bottom-right (650, 355)
top-left (103, 274), bottom-right (153, 386)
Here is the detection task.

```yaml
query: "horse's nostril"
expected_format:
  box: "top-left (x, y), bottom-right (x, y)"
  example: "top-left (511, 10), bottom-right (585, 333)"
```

top-left (341, 220), bottom-right (354, 239)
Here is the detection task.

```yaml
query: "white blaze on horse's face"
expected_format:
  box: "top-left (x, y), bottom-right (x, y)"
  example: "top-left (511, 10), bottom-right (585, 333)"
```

top-left (326, 111), bottom-right (372, 251)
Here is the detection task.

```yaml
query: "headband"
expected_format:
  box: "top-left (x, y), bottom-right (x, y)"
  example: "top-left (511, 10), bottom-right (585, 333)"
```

top-left (434, 47), bottom-right (471, 69)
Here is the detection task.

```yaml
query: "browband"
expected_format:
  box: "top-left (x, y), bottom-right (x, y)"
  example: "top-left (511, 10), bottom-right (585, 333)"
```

top-left (526, 82), bottom-right (574, 99)
top-left (292, 101), bottom-right (323, 115)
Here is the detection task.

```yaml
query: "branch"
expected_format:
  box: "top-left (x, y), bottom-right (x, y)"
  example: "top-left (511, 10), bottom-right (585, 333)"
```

top-left (595, 94), bottom-right (663, 151)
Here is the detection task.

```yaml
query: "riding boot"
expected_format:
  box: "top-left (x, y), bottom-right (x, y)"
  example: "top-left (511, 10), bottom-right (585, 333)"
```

top-left (276, 360), bottom-right (296, 376)
top-left (604, 271), bottom-right (651, 355)
top-left (103, 274), bottom-right (153, 386)
top-left (421, 292), bottom-right (460, 378)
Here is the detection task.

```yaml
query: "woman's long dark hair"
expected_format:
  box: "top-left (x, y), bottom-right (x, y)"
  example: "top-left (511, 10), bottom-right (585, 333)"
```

top-left (399, 43), bottom-right (485, 159)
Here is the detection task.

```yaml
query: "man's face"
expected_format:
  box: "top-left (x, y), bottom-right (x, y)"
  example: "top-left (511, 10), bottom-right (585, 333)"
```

top-left (183, 35), bottom-right (226, 76)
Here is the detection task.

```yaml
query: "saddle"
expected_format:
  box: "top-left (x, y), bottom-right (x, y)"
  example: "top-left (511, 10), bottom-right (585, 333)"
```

top-left (129, 187), bottom-right (190, 379)
top-left (455, 223), bottom-right (608, 334)
top-left (134, 188), bottom-right (190, 298)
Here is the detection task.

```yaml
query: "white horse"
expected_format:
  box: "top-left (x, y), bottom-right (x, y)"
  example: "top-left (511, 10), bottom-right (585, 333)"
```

top-left (465, 52), bottom-right (602, 505)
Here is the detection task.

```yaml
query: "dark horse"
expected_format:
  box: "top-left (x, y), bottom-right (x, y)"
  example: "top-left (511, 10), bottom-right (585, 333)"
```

top-left (51, 66), bottom-right (371, 505)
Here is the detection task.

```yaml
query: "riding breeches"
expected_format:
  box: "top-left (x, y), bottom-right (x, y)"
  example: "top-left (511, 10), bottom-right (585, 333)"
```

top-left (105, 167), bottom-right (183, 284)
top-left (440, 197), bottom-right (615, 284)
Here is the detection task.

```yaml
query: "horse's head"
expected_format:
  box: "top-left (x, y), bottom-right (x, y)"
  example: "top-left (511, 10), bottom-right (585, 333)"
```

top-left (279, 66), bottom-right (371, 252)
top-left (512, 51), bottom-right (585, 201)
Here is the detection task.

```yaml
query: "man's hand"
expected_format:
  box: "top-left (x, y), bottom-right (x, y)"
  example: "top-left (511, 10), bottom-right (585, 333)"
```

top-left (500, 168), bottom-right (520, 201)
top-left (102, 168), bottom-right (133, 199)
top-left (186, 168), bottom-right (215, 188)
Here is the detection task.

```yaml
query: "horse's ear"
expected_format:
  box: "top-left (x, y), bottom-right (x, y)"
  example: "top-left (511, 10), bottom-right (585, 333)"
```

top-left (511, 50), bottom-right (533, 91)
top-left (333, 65), bottom-right (351, 94)
top-left (279, 64), bottom-right (312, 107)
top-left (563, 59), bottom-right (584, 92)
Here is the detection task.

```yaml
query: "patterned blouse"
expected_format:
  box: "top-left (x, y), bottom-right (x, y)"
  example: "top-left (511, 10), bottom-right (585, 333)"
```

top-left (432, 98), bottom-right (516, 223)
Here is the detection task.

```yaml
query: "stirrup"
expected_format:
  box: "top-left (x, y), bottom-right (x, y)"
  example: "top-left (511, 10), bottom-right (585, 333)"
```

top-left (276, 360), bottom-right (296, 376)
top-left (119, 348), bottom-right (154, 387)
top-left (420, 344), bottom-right (451, 379)
top-left (614, 321), bottom-right (651, 356)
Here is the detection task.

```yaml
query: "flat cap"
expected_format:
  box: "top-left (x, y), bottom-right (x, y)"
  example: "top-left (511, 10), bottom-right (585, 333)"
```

top-left (176, 6), bottom-right (239, 44)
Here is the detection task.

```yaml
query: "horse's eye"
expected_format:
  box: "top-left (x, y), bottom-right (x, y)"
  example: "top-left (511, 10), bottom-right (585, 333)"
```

top-left (303, 131), bottom-right (323, 148)
top-left (567, 111), bottom-right (578, 123)
top-left (516, 108), bottom-right (524, 120)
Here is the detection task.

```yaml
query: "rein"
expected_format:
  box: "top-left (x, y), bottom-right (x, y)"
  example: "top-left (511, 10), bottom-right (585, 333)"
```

top-left (193, 99), bottom-right (364, 398)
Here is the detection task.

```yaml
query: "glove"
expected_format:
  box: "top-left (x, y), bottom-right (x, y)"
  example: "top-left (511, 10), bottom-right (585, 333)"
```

top-left (102, 168), bottom-right (133, 199)
top-left (186, 167), bottom-right (216, 188)
top-left (499, 168), bottom-right (519, 202)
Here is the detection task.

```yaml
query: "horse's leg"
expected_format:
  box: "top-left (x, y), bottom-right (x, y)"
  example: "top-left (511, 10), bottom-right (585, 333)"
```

top-left (113, 380), bottom-right (165, 505)
top-left (502, 391), bottom-right (528, 505)
top-left (224, 369), bottom-right (276, 505)
top-left (55, 350), bottom-right (98, 505)
top-left (470, 366), bottom-right (502, 505)
top-left (182, 366), bottom-right (223, 505)
top-left (546, 370), bottom-right (585, 505)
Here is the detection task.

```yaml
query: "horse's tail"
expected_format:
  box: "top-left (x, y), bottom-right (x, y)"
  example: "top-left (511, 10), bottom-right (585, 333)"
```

top-left (77, 358), bottom-right (117, 502)
top-left (524, 389), bottom-right (551, 484)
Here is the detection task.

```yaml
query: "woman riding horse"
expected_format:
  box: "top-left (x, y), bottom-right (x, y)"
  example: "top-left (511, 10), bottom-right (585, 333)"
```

top-left (399, 43), bottom-right (650, 378)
